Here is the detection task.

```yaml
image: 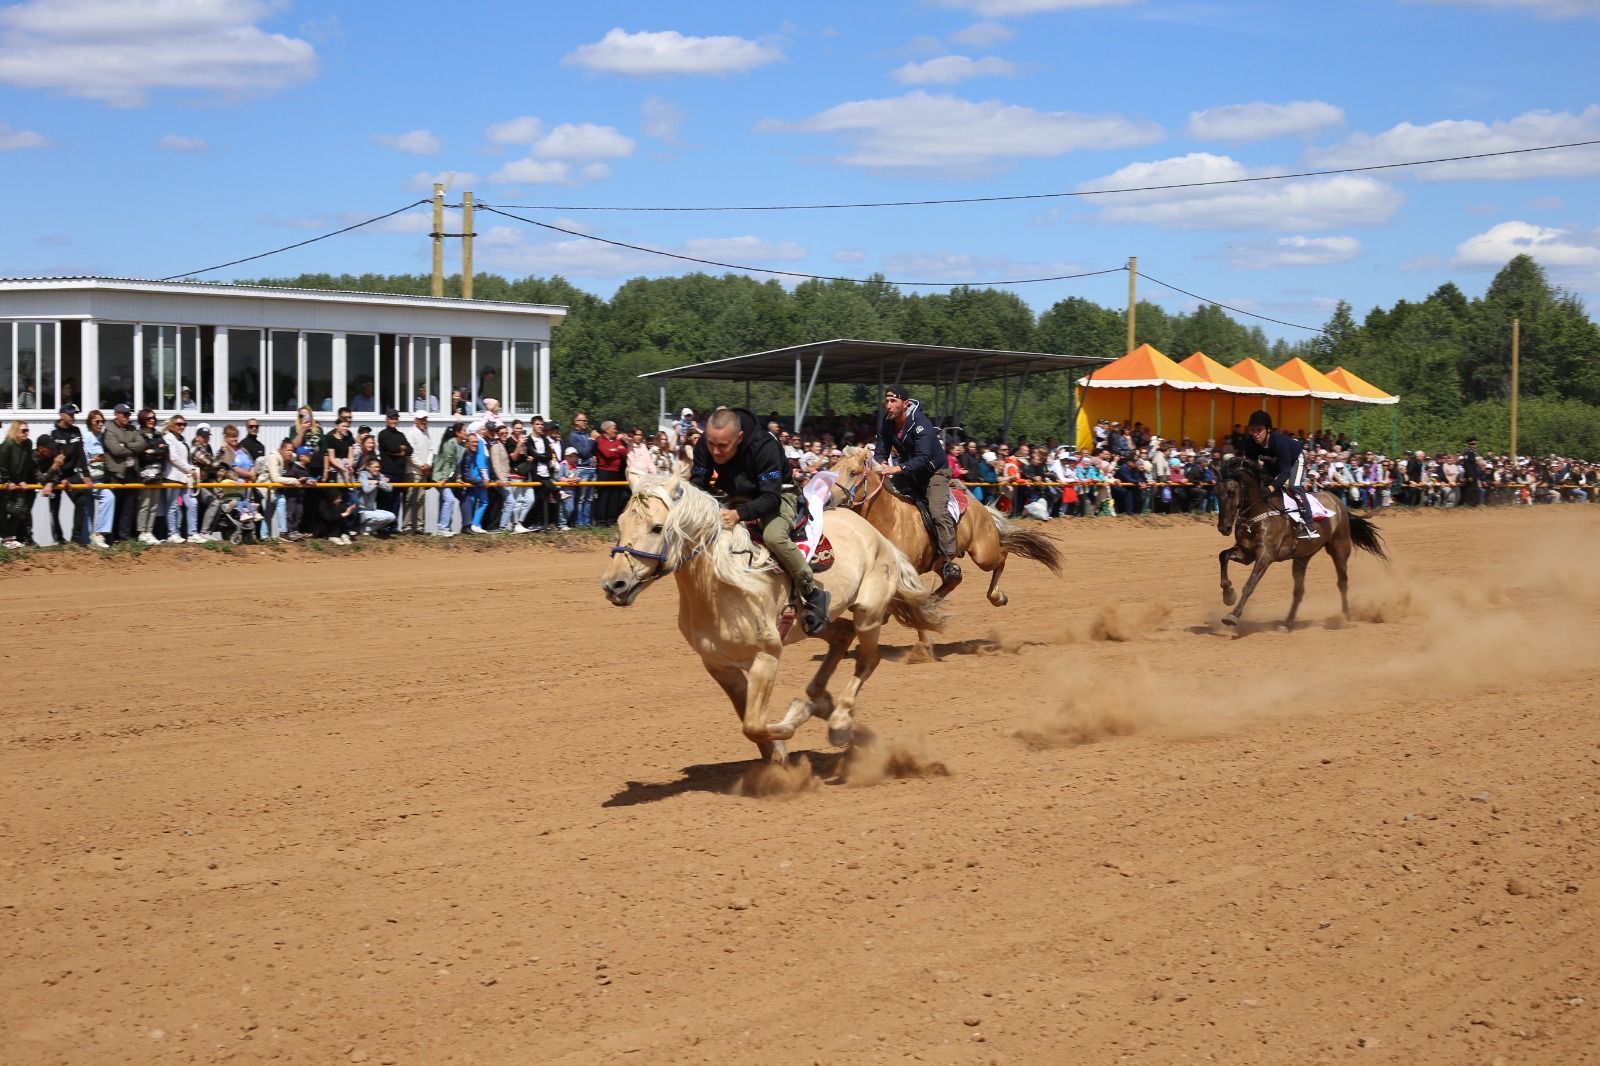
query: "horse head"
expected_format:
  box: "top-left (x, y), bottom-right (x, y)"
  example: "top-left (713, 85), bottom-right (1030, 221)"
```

top-left (829, 446), bottom-right (877, 509)
top-left (602, 467), bottom-right (687, 606)
top-left (1216, 454), bottom-right (1263, 535)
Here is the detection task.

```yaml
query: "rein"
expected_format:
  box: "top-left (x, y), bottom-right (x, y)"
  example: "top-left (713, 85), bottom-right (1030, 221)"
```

top-left (840, 464), bottom-right (886, 512)
top-left (609, 484), bottom-right (682, 578)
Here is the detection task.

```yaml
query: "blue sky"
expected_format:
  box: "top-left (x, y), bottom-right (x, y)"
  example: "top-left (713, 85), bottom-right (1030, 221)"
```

top-left (3, 0), bottom-right (1598, 342)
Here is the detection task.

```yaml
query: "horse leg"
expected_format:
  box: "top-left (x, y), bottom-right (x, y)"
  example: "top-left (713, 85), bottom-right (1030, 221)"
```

top-left (1284, 555), bottom-right (1310, 630)
top-left (984, 553), bottom-right (1009, 607)
top-left (1221, 556), bottom-right (1273, 628)
top-left (770, 625), bottom-right (852, 737)
top-left (737, 651), bottom-right (789, 761)
top-left (706, 663), bottom-right (782, 763)
top-left (1330, 526), bottom-right (1353, 620)
top-left (826, 620), bottom-right (882, 748)
top-left (1219, 546), bottom-right (1238, 606)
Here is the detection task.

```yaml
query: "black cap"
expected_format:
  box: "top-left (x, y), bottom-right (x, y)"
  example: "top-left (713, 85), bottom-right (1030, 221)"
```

top-left (112, 403), bottom-right (132, 414)
top-left (384, 407), bottom-right (400, 418)
top-left (58, 403), bottom-right (78, 415)
top-left (1247, 410), bottom-right (1273, 429)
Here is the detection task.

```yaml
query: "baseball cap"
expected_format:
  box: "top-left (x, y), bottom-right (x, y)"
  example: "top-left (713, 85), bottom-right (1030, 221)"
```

top-left (295, 446), bottom-right (314, 457)
top-left (681, 407), bottom-right (694, 417)
top-left (564, 446), bottom-right (578, 455)
top-left (112, 403), bottom-right (132, 414)
top-left (413, 409), bottom-right (430, 420)
top-left (58, 403), bottom-right (79, 415)
top-left (193, 422), bottom-right (212, 436)
top-left (384, 407), bottom-right (400, 418)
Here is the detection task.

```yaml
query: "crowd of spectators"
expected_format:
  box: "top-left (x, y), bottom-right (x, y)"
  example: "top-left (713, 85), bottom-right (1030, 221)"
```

top-left (2, 403), bottom-right (1595, 551)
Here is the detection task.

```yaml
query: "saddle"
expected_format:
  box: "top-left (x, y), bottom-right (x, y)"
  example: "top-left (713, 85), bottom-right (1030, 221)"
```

top-left (883, 475), bottom-right (967, 552)
top-left (741, 492), bottom-right (834, 571)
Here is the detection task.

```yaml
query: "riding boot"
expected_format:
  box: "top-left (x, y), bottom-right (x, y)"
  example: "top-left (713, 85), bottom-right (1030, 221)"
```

top-left (800, 581), bottom-right (832, 636)
top-left (1289, 488), bottom-right (1320, 539)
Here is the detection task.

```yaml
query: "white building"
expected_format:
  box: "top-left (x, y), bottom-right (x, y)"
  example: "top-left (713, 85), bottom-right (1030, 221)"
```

top-left (0, 276), bottom-right (567, 544)
top-left (0, 276), bottom-right (566, 429)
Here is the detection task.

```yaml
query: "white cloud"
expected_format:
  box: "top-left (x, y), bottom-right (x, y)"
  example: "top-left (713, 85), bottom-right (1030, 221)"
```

top-left (879, 250), bottom-right (1094, 282)
top-left (947, 20), bottom-right (1017, 46)
top-left (1079, 152), bottom-right (1403, 230)
top-left (0, 0), bottom-right (317, 107)
top-left (0, 120), bottom-right (48, 148)
top-left (157, 133), bottom-right (207, 152)
top-left (262, 207), bottom-right (448, 236)
top-left (407, 170), bottom-right (480, 192)
top-left (485, 115), bottom-right (542, 145)
top-left (1306, 106), bottom-right (1600, 179)
top-left (682, 236), bottom-right (807, 262)
top-left (1185, 100), bottom-right (1344, 142)
top-left (891, 55), bottom-right (1019, 85)
top-left (762, 90), bottom-right (1163, 175)
top-left (579, 162), bottom-right (612, 181)
top-left (489, 159), bottom-right (575, 185)
top-left (1230, 235), bottom-right (1362, 269)
top-left (564, 28), bottom-right (783, 76)
top-left (532, 122), bottom-right (634, 160)
top-left (1453, 220), bottom-right (1600, 272)
top-left (1528, 195), bottom-right (1565, 209)
top-left (936, 0), bottom-right (1139, 15)
top-left (1410, 0), bottom-right (1600, 18)
top-left (641, 95), bottom-right (685, 142)
top-left (833, 248), bottom-right (868, 262)
top-left (374, 129), bottom-right (441, 155)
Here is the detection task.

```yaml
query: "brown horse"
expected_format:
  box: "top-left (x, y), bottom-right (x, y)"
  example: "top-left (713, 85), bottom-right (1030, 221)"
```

top-left (828, 446), bottom-right (1062, 658)
top-left (1216, 454), bottom-right (1387, 629)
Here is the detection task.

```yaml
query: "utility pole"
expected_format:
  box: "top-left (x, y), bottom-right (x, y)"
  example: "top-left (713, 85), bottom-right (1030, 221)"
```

top-left (462, 192), bottom-right (475, 301)
top-left (430, 183), bottom-right (445, 298)
top-left (1510, 317), bottom-right (1520, 460)
top-left (1125, 256), bottom-right (1137, 355)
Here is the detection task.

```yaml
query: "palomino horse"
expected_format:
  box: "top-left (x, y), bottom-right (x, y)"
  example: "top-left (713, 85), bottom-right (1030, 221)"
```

top-left (828, 446), bottom-right (1062, 658)
top-left (1216, 454), bottom-right (1387, 630)
top-left (600, 466), bottom-right (946, 764)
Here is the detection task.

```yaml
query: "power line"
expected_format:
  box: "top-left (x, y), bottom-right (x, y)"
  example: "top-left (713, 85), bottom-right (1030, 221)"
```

top-left (482, 138), bottom-right (1600, 213)
top-left (161, 200), bottom-right (430, 281)
top-left (478, 204), bottom-right (1128, 288)
top-left (1135, 270), bottom-right (1327, 334)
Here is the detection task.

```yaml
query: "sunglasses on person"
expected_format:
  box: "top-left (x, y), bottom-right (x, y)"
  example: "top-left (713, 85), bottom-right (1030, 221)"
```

top-left (246, 423), bottom-right (260, 431)
top-left (174, 420), bottom-right (188, 428)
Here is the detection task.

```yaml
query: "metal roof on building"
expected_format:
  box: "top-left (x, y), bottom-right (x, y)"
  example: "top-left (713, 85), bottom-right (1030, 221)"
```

top-left (638, 338), bottom-right (1106, 385)
top-left (0, 276), bottom-right (567, 318)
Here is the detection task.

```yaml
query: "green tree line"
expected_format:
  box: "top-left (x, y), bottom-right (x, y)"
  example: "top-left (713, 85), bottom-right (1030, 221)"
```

top-left (249, 253), bottom-right (1600, 457)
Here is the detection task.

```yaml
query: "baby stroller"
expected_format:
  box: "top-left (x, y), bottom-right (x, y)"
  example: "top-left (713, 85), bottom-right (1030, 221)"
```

top-left (214, 493), bottom-right (264, 544)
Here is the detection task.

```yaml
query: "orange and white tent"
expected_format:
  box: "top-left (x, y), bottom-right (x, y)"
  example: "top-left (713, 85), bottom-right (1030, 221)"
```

top-left (1324, 366), bottom-right (1399, 406)
top-left (1175, 352), bottom-right (1294, 443)
top-left (1075, 344), bottom-right (1208, 446)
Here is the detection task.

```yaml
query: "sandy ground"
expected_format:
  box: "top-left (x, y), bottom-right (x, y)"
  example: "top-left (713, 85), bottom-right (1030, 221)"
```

top-left (2, 506), bottom-right (1597, 1066)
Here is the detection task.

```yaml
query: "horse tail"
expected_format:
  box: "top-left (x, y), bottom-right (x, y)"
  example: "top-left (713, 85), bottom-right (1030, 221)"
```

top-left (1348, 513), bottom-right (1388, 561)
top-left (991, 508), bottom-right (1064, 575)
top-left (887, 551), bottom-right (948, 633)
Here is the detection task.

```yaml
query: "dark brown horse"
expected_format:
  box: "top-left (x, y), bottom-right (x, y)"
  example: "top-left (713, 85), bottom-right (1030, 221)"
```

top-left (1216, 455), bottom-right (1387, 629)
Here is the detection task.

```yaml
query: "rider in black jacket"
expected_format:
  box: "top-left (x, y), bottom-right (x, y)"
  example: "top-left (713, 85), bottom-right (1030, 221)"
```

top-left (875, 387), bottom-right (961, 584)
top-left (691, 407), bottom-right (831, 635)
top-left (1240, 410), bottom-right (1319, 539)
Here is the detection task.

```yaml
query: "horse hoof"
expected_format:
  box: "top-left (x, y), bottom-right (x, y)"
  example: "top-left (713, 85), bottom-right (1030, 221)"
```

top-left (1219, 614), bottom-right (1238, 628)
top-left (828, 721), bottom-right (854, 749)
top-left (988, 592), bottom-right (1009, 607)
top-left (1222, 588), bottom-right (1236, 606)
top-left (905, 643), bottom-right (936, 665)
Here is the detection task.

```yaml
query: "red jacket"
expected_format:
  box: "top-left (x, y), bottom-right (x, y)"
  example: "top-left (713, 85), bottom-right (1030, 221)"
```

top-left (594, 434), bottom-right (628, 474)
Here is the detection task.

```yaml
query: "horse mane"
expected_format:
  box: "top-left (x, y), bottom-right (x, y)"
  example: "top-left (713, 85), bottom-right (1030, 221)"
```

top-left (629, 473), bottom-right (776, 595)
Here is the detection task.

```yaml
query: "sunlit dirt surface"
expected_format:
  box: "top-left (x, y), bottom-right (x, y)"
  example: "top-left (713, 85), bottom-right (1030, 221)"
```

top-left (3, 507), bottom-right (1596, 1065)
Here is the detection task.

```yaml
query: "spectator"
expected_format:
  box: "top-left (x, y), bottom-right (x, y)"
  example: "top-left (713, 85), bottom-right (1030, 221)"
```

top-left (189, 423), bottom-right (222, 542)
top-left (485, 422), bottom-right (512, 531)
top-left (567, 412), bottom-right (597, 527)
top-left (593, 419), bottom-right (628, 525)
top-left (356, 455), bottom-right (397, 537)
top-left (558, 446), bottom-right (581, 528)
top-left (402, 411), bottom-right (434, 535)
top-left (526, 416), bottom-right (561, 531)
top-left (0, 421), bottom-right (35, 548)
top-left (161, 414), bottom-right (201, 545)
top-left (42, 405), bottom-right (89, 546)
top-left (432, 421), bottom-right (464, 536)
top-left (290, 407), bottom-right (322, 454)
top-left (317, 418), bottom-right (355, 482)
top-left (377, 407), bottom-right (411, 519)
top-left (103, 403), bottom-right (142, 543)
top-left (461, 424), bottom-right (491, 534)
top-left (132, 409), bottom-right (168, 545)
top-left (239, 418), bottom-right (266, 464)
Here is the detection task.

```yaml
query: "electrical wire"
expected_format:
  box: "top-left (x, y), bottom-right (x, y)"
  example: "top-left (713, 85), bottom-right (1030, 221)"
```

top-left (477, 204), bottom-right (1128, 287)
top-left (481, 138), bottom-right (1600, 213)
top-left (161, 200), bottom-right (431, 281)
top-left (1135, 270), bottom-right (1327, 334)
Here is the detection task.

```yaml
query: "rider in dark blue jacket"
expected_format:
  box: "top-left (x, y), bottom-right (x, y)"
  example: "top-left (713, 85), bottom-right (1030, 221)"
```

top-left (875, 387), bottom-right (961, 583)
top-left (1240, 410), bottom-right (1319, 539)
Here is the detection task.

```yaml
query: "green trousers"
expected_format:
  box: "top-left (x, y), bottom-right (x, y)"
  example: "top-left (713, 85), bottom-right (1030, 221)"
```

top-left (759, 491), bottom-right (815, 595)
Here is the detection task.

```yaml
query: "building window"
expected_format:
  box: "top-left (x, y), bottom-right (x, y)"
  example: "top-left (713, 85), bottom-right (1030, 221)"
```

top-left (472, 338), bottom-right (503, 411)
top-left (513, 341), bottom-right (538, 415)
top-left (97, 323), bottom-right (135, 409)
top-left (306, 332), bottom-right (333, 412)
top-left (346, 333), bottom-right (377, 413)
top-left (6, 321), bottom-right (58, 410)
top-left (409, 337), bottom-right (441, 412)
top-left (143, 324), bottom-right (180, 410)
top-left (270, 330), bottom-right (299, 412)
top-left (227, 328), bottom-right (262, 410)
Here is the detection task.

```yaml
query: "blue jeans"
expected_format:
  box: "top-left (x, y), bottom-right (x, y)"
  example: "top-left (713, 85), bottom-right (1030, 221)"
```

top-left (437, 484), bottom-right (457, 532)
top-left (575, 465), bottom-right (596, 526)
top-left (504, 484), bottom-right (534, 529)
top-left (92, 486), bottom-right (115, 534)
top-left (165, 487), bottom-right (195, 538)
top-left (466, 486), bottom-right (488, 529)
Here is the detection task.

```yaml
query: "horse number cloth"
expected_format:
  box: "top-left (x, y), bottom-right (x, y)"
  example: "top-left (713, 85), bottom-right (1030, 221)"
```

top-left (1281, 491), bottom-right (1333, 522)
top-left (798, 472), bottom-right (836, 569)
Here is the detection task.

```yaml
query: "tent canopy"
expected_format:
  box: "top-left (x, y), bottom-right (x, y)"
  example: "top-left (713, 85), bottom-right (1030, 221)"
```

top-left (1080, 343), bottom-right (1207, 389)
top-left (1178, 351), bottom-right (1282, 394)
top-left (1324, 366), bottom-right (1400, 405)
top-left (1274, 357), bottom-right (1359, 402)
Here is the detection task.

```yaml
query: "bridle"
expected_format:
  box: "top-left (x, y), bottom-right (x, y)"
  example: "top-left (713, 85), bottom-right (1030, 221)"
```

top-left (608, 485), bottom-right (680, 578)
top-left (838, 461), bottom-right (885, 511)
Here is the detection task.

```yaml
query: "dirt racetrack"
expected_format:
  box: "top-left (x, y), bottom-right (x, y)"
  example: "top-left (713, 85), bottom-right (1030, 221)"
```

top-left (3, 506), bottom-right (1597, 1066)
